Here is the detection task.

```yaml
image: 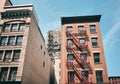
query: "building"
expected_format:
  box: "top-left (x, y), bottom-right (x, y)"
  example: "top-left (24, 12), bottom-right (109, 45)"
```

top-left (47, 30), bottom-right (61, 58)
top-left (0, 0), bottom-right (54, 84)
top-left (60, 15), bottom-right (109, 84)
top-left (47, 30), bottom-right (61, 84)
top-left (109, 76), bottom-right (120, 84)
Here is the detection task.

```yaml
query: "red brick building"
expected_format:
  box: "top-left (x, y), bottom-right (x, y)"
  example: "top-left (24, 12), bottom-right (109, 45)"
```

top-left (60, 15), bottom-right (109, 84)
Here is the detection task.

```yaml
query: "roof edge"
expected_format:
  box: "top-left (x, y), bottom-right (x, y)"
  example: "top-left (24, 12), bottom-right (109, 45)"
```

top-left (61, 15), bottom-right (101, 24)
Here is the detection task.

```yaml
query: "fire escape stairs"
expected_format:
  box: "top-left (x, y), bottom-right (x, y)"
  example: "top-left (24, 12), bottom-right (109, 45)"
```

top-left (72, 63), bottom-right (88, 83)
top-left (66, 31), bottom-right (83, 51)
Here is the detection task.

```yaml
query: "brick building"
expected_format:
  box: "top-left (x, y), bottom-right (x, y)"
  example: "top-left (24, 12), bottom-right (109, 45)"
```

top-left (109, 76), bottom-right (120, 84)
top-left (60, 15), bottom-right (109, 84)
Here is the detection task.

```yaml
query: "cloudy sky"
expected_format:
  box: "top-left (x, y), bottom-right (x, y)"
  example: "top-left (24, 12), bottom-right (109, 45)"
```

top-left (11, 0), bottom-right (120, 76)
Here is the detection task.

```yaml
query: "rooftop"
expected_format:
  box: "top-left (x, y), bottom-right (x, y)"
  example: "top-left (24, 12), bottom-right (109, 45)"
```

top-left (61, 15), bottom-right (101, 24)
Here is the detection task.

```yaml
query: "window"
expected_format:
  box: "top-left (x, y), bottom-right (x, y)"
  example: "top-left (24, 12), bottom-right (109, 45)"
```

top-left (8, 67), bottom-right (17, 81)
top-left (82, 71), bottom-right (88, 80)
top-left (0, 36), bottom-right (7, 46)
top-left (80, 53), bottom-right (87, 62)
top-left (67, 39), bottom-right (73, 45)
top-left (41, 45), bottom-right (42, 49)
top-left (8, 36), bottom-right (15, 45)
top-left (78, 26), bottom-right (84, 33)
top-left (12, 50), bottom-right (21, 61)
top-left (3, 24), bottom-right (10, 32)
top-left (11, 24), bottom-right (17, 31)
top-left (90, 25), bottom-right (96, 33)
top-left (19, 23), bottom-right (25, 31)
top-left (66, 26), bottom-right (72, 32)
top-left (4, 50), bottom-right (12, 61)
top-left (94, 53), bottom-right (100, 63)
top-left (16, 36), bottom-right (23, 45)
top-left (43, 61), bottom-right (45, 68)
top-left (0, 50), bottom-right (3, 60)
top-left (79, 38), bottom-right (85, 44)
top-left (68, 71), bottom-right (74, 83)
top-left (67, 54), bottom-right (74, 60)
top-left (91, 37), bottom-right (98, 46)
top-left (0, 67), bottom-right (8, 81)
top-left (96, 70), bottom-right (103, 83)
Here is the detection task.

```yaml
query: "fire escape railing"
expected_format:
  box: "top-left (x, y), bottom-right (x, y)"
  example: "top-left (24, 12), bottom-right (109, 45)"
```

top-left (66, 30), bottom-right (93, 84)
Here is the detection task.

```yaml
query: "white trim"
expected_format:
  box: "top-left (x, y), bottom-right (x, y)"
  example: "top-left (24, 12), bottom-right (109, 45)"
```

top-left (92, 51), bottom-right (101, 53)
top-left (90, 36), bottom-right (98, 38)
top-left (94, 68), bottom-right (103, 70)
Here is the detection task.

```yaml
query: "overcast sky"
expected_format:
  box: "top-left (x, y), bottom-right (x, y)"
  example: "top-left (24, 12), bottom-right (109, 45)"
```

top-left (11, 0), bottom-right (120, 76)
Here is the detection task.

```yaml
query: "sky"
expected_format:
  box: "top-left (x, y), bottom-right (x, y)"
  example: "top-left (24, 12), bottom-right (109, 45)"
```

top-left (11, 0), bottom-right (120, 76)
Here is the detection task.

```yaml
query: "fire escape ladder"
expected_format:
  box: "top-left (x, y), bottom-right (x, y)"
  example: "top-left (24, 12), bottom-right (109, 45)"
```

top-left (72, 63), bottom-right (87, 82)
top-left (66, 31), bottom-right (82, 51)
top-left (68, 46), bottom-right (84, 66)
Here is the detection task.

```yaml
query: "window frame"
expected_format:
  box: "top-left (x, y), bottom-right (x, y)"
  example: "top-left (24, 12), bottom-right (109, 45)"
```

top-left (66, 26), bottom-right (72, 33)
top-left (12, 50), bottom-right (21, 62)
top-left (8, 36), bottom-right (15, 46)
top-left (11, 24), bottom-right (18, 32)
top-left (91, 37), bottom-right (98, 47)
top-left (0, 36), bottom-right (7, 46)
top-left (19, 23), bottom-right (25, 31)
top-left (16, 36), bottom-right (23, 45)
top-left (94, 52), bottom-right (100, 63)
top-left (90, 25), bottom-right (96, 33)
top-left (96, 70), bottom-right (103, 83)
top-left (4, 50), bottom-right (12, 61)
top-left (3, 24), bottom-right (10, 32)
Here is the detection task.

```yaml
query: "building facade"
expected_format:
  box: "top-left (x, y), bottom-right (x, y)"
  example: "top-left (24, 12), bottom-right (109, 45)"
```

top-left (109, 76), bottom-right (120, 84)
top-left (60, 15), bottom-right (109, 84)
top-left (47, 30), bottom-right (61, 84)
top-left (0, 0), bottom-right (53, 84)
top-left (47, 30), bottom-right (61, 58)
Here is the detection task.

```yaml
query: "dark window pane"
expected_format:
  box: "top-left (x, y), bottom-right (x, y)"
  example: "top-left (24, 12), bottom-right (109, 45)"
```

top-left (94, 53), bottom-right (100, 63)
top-left (8, 67), bottom-right (17, 81)
top-left (68, 72), bottom-right (74, 83)
top-left (80, 53), bottom-right (87, 62)
top-left (90, 25), bottom-right (96, 33)
top-left (3, 24), bottom-right (10, 32)
top-left (91, 38), bottom-right (98, 46)
top-left (8, 36), bottom-right (15, 45)
top-left (19, 23), bottom-right (25, 31)
top-left (0, 67), bottom-right (8, 81)
top-left (0, 50), bottom-right (3, 60)
top-left (11, 24), bottom-right (18, 31)
top-left (82, 71), bottom-right (88, 80)
top-left (13, 50), bottom-right (21, 61)
top-left (0, 36), bottom-right (7, 46)
top-left (96, 70), bottom-right (103, 83)
top-left (16, 36), bottom-right (23, 45)
top-left (67, 54), bottom-right (74, 60)
top-left (4, 50), bottom-right (12, 61)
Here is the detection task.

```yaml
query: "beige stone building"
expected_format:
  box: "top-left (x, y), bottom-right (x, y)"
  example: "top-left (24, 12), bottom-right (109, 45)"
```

top-left (0, 0), bottom-right (54, 84)
top-left (60, 15), bottom-right (109, 84)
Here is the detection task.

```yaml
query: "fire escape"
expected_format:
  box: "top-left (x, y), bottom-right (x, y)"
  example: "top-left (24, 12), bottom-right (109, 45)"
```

top-left (66, 29), bottom-right (93, 84)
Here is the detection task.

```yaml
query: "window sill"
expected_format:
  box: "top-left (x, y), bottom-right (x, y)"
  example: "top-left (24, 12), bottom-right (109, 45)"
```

top-left (90, 32), bottom-right (97, 34)
top-left (92, 46), bottom-right (100, 48)
top-left (94, 62), bottom-right (102, 64)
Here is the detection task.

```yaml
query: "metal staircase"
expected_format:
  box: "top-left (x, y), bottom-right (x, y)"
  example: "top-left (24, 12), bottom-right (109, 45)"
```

top-left (66, 30), bottom-right (93, 84)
